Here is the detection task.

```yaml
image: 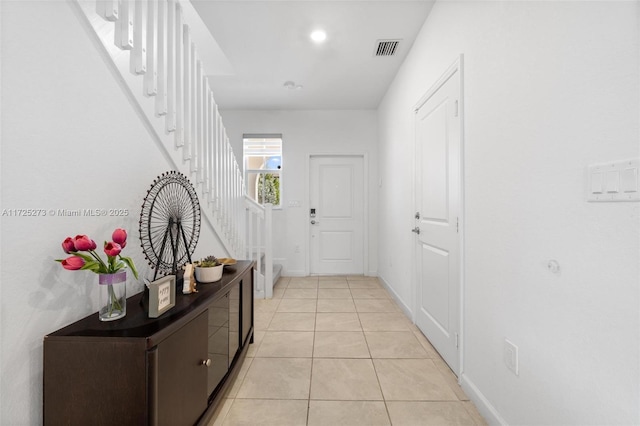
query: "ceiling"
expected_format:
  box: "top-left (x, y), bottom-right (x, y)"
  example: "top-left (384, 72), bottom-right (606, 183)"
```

top-left (190, 0), bottom-right (435, 110)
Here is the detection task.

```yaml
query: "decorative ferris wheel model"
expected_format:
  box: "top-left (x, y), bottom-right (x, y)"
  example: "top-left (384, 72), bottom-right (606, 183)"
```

top-left (139, 171), bottom-right (201, 281)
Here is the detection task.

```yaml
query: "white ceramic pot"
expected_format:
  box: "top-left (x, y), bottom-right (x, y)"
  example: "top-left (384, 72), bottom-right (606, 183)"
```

top-left (195, 264), bottom-right (224, 283)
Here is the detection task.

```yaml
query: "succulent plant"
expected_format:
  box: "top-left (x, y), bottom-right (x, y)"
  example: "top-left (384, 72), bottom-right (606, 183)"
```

top-left (198, 255), bottom-right (219, 267)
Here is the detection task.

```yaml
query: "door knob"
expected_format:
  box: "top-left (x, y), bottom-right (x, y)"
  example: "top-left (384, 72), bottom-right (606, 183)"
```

top-left (201, 359), bottom-right (211, 367)
top-left (311, 220), bottom-right (320, 225)
top-left (411, 227), bottom-right (420, 235)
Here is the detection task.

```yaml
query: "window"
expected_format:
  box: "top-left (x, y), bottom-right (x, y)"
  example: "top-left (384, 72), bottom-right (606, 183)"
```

top-left (243, 135), bottom-right (282, 207)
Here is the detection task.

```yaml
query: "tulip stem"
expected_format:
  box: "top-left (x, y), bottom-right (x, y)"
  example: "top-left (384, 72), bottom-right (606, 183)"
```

top-left (107, 284), bottom-right (123, 316)
top-left (88, 250), bottom-right (109, 273)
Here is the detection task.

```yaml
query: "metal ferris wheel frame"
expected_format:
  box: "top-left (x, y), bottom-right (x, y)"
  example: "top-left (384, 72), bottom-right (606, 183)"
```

top-left (139, 171), bottom-right (201, 280)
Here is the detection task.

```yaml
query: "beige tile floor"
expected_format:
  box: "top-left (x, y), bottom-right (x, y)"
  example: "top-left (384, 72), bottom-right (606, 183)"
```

top-left (209, 276), bottom-right (487, 426)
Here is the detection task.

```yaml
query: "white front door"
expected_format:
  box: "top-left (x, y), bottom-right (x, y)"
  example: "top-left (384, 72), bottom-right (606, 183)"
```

top-left (310, 155), bottom-right (364, 275)
top-left (414, 62), bottom-right (462, 375)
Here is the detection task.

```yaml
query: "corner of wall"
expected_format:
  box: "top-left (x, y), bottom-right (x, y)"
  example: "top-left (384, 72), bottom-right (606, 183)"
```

top-left (378, 274), bottom-right (413, 321)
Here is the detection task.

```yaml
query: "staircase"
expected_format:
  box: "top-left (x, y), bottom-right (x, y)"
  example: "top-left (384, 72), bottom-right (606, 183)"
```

top-left (74, 0), bottom-right (276, 297)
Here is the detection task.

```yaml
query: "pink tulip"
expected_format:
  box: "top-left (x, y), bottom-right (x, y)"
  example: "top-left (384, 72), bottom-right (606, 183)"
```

top-left (61, 256), bottom-right (85, 270)
top-left (61, 237), bottom-right (75, 254)
top-left (104, 242), bottom-right (122, 257)
top-left (89, 239), bottom-right (97, 251)
top-left (73, 235), bottom-right (94, 251)
top-left (112, 228), bottom-right (127, 248)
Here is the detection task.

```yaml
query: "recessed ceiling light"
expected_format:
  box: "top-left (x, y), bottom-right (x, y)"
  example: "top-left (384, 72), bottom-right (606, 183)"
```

top-left (310, 30), bottom-right (327, 43)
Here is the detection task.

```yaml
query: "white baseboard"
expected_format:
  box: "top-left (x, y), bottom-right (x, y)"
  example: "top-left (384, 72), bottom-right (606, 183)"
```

top-left (377, 274), bottom-right (414, 321)
top-left (460, 374), bottom-right (507, 426)
top-left (283, 270), bottom-right (306, 277)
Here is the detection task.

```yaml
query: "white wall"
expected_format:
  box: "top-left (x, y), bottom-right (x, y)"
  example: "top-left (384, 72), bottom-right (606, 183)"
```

top-left (221, 110), bottom-right (378, 276)
top-left (378, 1), bottom-right (639, 425)
top-left (0, 2), bottom-right (224, 424)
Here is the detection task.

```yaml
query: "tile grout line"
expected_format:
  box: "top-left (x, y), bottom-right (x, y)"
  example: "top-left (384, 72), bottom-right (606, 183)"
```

top-left (308, 289), bottom-right (321, 425)
top-left (369, 347), bottom-right (394, 425)
top-left (307, 297), bottom-right (318, 426)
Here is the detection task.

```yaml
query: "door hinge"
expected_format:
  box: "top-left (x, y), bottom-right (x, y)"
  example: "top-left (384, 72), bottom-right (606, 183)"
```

top-left (454, 100), bottom-right (459, 117)
top-left (455, 333), bottom-right (459, 348)
top-left (456, 217), bottom-right (459, 233)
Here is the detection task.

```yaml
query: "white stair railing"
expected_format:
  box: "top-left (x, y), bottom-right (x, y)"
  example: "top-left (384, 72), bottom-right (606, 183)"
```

top-left (74, 0), bottom-right (250, 258)
top-left (244, 198), bottom-right (273, 299)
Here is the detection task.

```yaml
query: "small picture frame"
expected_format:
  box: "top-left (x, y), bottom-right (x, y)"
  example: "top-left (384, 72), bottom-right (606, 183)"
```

top-left (148, 275), bottom-right (176, 318)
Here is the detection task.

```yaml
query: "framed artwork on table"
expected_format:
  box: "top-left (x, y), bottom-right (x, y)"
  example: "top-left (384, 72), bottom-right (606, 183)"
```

top-left (148, 275), bottom-right (176, 318)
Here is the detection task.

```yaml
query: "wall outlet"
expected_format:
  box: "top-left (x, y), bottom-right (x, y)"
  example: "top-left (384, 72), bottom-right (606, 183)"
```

top-left (504, 339), bottom-right (519, 376)
top-left (294, 245), bottom-right (301, 253)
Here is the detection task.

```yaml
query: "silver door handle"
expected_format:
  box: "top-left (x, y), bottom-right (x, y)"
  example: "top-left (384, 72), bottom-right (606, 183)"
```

top-left (411, 227), bottom-right (420, 234)
top-left (311, 220), bottom-right (320, 225)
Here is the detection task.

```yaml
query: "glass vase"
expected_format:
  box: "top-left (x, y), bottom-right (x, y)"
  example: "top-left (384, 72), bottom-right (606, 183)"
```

top-left (98, 271), bottom-right (127, 321)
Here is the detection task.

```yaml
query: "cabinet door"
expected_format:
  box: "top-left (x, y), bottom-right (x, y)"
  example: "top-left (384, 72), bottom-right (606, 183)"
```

top-left (241, 276), bottom-right (253, 346)
top-left (44, 340), bottom-right (146, 425)
top-left (228, 284), bottom-right (240, 361)
top-left (149, 312), bottom-right (208, 426)
top-left (207, 294), bottom-right (229, 397)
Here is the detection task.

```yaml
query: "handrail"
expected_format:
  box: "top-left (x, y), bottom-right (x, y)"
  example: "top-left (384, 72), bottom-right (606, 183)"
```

top-left (244, 196), bottom-right (265, 214)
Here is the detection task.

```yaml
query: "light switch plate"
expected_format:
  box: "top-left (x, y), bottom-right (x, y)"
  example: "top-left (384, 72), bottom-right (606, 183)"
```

top-left (504, 339), bottom-right (519, 376)
top-left (588, 158), bottom-right (639, 202)
top-left (621, 168), bottom-right (639, 193)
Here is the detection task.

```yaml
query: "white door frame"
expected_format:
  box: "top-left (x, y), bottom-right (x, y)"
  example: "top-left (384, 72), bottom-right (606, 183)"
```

top-left (412, 55), bottom-right (465, 378)
top-left (305, 153), bottom-right (369, 276)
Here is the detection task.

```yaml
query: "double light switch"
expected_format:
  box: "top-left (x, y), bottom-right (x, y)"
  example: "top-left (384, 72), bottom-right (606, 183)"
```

top-left (588, 158), bottom-right (639, 202)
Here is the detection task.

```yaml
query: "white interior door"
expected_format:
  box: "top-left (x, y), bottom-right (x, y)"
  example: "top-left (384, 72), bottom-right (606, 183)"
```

top-left (310, 156), bottom-right (364, 275)
top-left (414, 64), bottom-right (462, 375)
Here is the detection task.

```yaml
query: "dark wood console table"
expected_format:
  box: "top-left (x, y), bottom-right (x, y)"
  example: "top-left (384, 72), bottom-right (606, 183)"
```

top-left (43, 260), bottom-right (255, 426)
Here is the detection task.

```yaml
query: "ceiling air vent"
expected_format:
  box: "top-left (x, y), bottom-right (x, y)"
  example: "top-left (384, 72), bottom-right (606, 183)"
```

top-left (374, 40), bottom-right (400, 57)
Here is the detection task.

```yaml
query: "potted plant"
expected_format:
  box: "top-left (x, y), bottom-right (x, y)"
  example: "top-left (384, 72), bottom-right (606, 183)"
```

top-left (194, 255), bottom-right (223, 283)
